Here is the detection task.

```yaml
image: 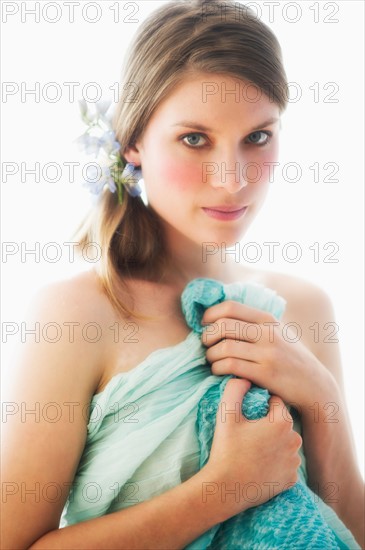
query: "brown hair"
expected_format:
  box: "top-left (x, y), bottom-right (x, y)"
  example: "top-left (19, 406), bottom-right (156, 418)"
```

top-left (71, 0), bottom-right (289, 321)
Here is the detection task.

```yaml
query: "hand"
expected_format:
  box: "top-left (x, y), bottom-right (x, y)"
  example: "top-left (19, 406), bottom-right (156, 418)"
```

top-left (201, 300), bottom-right (332, 411)
top-left (203, 378), bottom-right (303, 520)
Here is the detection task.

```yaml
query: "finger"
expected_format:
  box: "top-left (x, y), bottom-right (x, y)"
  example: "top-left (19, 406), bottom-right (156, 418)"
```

top-left (210, 357), bottom-right (262, 385)
top-left (266, 395), bottom-right (294, 426)
top-left (202, 301), bottom-right (276, 326)
top-left (205, 339), bottom-right (259, 365)
top-left (217, 378), bottom-right (252, 425)
top-left (202, 318), bottom-right (266, 346)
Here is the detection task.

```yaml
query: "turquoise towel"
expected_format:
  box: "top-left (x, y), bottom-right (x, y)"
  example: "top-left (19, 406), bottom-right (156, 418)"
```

top-left (182, 278), bottom-right (355, 550)
top-left (59, 278), bottom-right (360, 549)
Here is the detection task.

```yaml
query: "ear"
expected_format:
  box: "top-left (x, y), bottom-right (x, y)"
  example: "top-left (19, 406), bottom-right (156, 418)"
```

top-left (123, 143), bottom-right (142, 166)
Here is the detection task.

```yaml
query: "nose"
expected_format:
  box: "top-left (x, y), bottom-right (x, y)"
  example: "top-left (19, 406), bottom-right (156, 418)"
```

top-left (204, 153), bottom-right (249, 193)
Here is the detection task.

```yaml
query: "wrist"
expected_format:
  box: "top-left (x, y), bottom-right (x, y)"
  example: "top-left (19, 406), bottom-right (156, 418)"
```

top-left (300, 366), bottom-right (340, 422)
top-left (190, 464), bottom-right (249, 525)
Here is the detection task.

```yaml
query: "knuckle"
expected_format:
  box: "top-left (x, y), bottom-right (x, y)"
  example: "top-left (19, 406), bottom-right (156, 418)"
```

top-left (221, 317), bottom-right (234, 334)
top-left (294, 433), bottom-right (303, 448)
top-left (226, 377), bottom-right (237, 388)
top-left (222, 357), bottom-right (237, 374)
top-left (223, 301), bottom-right (237, 317)
top-left (220, 338), bottom-right (231, 354)
top-left (289, 435), bottom-right (300, 453)
top-left (225, 357), bottom-right (237, 371)
top-left (270, 394), bottom-right (283, 406)
top-left (210, 361), bottom-right (220, 375)
top-left (280, 407), bottom-right (293, 427)
top-left (211, 357), bottom-right (235, 375)
top-left (262, 311), bottom-right (276, 323)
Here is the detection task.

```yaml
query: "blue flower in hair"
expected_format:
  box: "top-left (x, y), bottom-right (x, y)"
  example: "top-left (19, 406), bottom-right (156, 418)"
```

top-left (74, 100), bottom-right (142, 204)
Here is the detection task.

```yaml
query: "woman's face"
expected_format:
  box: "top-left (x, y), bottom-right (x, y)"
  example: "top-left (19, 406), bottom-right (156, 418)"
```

top-left (125, 71), bottom-right (281, 248)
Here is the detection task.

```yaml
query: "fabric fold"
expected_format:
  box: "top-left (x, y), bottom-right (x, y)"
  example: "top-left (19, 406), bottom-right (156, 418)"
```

top-left (59, 278), bottom-right (360, 550)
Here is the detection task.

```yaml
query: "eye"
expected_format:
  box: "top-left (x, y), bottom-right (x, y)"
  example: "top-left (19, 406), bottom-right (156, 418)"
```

top-left (246, 130), bottom-right (273, 146)
top-left (181, 133), bottom-right (208, 148)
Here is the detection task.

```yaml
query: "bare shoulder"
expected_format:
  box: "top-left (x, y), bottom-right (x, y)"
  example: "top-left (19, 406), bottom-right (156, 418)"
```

top-left (27, 268), bottom-right (119, 334)
top-left (244, 267), bottom-right (337, 332)
top-left (28, 267), bottom-right (111, 317)
top-left (17, 268), bottom-right (117, 392)
top-left (255, 269), bottom-right (335, 319)
top-left (243, 266), bottom-right (344, 387)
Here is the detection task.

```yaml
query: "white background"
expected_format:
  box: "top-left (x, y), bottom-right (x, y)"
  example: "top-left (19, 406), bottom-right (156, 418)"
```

top-left (1, 1), bottom-right (364, 477)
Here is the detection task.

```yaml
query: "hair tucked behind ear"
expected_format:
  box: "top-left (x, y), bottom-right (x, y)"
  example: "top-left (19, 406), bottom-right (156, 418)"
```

top-left (71, 0), bottom-right (289, 321)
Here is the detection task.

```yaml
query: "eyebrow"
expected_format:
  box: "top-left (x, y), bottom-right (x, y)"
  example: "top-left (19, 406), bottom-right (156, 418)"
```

top-left (172, 117), bottom-right (279, 132)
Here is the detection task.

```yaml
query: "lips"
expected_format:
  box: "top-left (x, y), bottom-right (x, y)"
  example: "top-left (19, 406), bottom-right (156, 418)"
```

top-left (202, 205), bottom-right (248, 221)
top-left (203, 205), bottom-right (247, 212)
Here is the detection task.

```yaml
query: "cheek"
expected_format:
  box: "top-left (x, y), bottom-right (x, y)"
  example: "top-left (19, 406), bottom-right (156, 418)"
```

top-left (161, 156), bottom-right (202, 191)
top-left (256, 143), bottom-right (279, 183)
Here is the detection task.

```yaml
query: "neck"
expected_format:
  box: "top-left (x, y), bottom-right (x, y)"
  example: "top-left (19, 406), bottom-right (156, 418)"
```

top-left (158, 226), bottom-right (243, 289)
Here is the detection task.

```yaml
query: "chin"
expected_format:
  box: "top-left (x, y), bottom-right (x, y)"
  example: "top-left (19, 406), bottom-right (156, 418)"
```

top-left (196, 228), bottom-right (249, 250)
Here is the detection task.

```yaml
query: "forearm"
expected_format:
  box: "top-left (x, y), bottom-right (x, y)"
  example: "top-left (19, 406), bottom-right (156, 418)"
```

top-left (27, 466), bottom-right (225, 550)
top-left (300, 370), bottom-right (365, 547)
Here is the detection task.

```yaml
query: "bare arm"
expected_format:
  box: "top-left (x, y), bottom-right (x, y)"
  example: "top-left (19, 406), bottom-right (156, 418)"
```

top-left (27, 465), bottom-right (225, 550)
top-left (300, 377), bottom-right (365, 549)
top-left (2, 279), bottom-right (104, 549)
top-left (282, 279), bottom-right (365, 548)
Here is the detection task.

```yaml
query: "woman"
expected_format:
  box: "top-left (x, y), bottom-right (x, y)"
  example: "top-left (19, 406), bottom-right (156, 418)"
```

top-left (2, 0), bottom-right (363, 548)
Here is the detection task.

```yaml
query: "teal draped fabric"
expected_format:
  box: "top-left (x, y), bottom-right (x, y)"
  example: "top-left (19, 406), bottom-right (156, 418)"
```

top-left (60, 278), bottom-right (360, 549)
top-left (182, 278), bottom-right (355, 549)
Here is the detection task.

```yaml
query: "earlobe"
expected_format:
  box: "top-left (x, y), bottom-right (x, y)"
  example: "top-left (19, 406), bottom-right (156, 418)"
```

top-left (123, 143), bottom-right (142, 166)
